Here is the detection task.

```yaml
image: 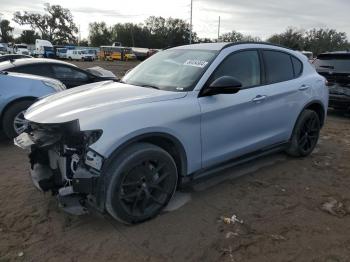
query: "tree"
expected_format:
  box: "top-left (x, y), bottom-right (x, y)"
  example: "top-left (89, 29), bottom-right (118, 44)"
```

top-left (88, 16), bottom-right (196, 48)
top-left (267, 28), bottom-right (305, 50)
top-left (145, 16), bottom-right (195, 48)
top-left (111, 23), bottom-right (151, 47)
top-left (79, 39), bottom-right (89, 47)
top-left (219, 31), bottom-right (244, 42)
top-left (0, 19), bottom-right (14, 42)
top-left (88, 22), bottom-right (113, 47)
top-left (13, 3), bottom-right (78, 44)
top-left (15, 30), bottom-right (40, 44)
top-left (304, 28), bottom-right (349, 55)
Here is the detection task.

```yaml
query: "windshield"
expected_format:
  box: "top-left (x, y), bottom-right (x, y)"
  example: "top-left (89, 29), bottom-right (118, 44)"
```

top-left (314, 53), bottom-right (350, 72)
top-left (16, 45), bottom-right (27, 49)
top-left (122, 49), bottom-right (217, 91)
top-left (44, 46), bottom-right (53, 52)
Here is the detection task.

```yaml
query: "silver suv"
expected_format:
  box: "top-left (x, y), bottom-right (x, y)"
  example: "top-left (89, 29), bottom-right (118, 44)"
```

top-left (15, 43), bottom-right (328, 224)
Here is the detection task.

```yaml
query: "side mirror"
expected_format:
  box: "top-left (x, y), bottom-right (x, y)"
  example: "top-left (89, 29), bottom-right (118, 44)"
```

top-left (201, 76), bottom-right (243, 97)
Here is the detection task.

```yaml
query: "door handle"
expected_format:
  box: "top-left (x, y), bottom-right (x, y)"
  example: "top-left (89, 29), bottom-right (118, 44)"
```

top-left (299, 84), bottom-right (310, 91)
top-left (252, 95), bottom-right (267, 103)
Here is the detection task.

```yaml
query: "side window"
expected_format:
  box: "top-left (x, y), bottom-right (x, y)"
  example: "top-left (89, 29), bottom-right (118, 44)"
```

top-left (211, 50), bottom-right (261, 88)
top-left (52, 65), bottom-right (89, 80)
top-left (14, 64), bottom-right (52, 77)
top-left (291, 56), bottom-right (303, 77)
top-left (263, 50), bottom-right (294, 83)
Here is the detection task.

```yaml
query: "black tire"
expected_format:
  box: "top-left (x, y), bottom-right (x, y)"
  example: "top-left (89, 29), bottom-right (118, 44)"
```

top-left (2, 100), bottom-right (33, 139)
top-left (286, 109), bottom-right (320, 157)
top-left (105, 143), bottom-right (178, 224)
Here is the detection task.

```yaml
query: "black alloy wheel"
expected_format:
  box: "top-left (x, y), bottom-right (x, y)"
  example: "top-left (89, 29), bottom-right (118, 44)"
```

top-left (106, 143), bottom-right (178, 224)
top-left (286, 109), bottom-right (321, 157)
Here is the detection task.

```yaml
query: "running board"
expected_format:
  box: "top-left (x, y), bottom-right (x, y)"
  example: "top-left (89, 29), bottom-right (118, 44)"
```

top-left (180, 142), bottom-right (288, 187)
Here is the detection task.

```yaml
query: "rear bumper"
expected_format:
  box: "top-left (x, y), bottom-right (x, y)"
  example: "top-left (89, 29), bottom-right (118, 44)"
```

top-left (329, 94), bottom-right (350, 110)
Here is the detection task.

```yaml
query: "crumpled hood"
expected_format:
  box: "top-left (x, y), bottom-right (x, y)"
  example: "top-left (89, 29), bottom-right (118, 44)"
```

top-left (25, 81), bottom-right (187, 124)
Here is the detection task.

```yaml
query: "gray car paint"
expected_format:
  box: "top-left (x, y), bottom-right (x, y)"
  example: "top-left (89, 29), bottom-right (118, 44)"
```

top-left (23, 43), bottom-right (329, 175)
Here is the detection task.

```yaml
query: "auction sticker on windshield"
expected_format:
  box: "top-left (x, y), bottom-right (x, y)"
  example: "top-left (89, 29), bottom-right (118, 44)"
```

top-left (184, 60), bottom-right (208, 68)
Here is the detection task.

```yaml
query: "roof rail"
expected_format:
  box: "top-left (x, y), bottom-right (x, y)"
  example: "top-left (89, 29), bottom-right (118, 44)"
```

top-left (222, 41), bottom-right (294, 51)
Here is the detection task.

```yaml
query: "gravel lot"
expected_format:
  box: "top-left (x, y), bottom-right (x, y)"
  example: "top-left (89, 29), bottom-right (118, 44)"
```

top-left (1, 60), bottom-right (350, 262)
top-left (70, 60), bottom-right (140, 79)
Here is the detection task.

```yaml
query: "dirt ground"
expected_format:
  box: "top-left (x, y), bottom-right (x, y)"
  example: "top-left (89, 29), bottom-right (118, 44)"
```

top-left (70, 60), bottom-right (140, 78)
top-left (1, 60), bottom-right (350, 261)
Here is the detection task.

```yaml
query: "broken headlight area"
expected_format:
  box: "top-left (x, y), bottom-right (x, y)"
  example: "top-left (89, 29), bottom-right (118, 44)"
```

top-left (16, 120), bottom-right (104, 215)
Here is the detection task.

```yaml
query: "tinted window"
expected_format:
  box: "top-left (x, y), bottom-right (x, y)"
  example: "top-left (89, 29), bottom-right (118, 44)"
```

top-left (292, 56), bottom-right (303, 77)
top-left (12, 64), bottom-right (52, 76)
top-left (52, 65), bottom-right (89, 80)
top-left (263, 51), bottom-right (294, 83)
top-left (212, 50), bottom-right (261, 88)
top-left (314, 53), bottom-right (350, 72)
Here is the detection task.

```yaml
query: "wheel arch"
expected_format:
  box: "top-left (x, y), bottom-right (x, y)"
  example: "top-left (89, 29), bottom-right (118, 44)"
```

top-left (303, 100), bottom-right (326, 127)
top-left (0, 96), bottom-right (37, 124)
top-left (103, 132), bottom-right (188, 178)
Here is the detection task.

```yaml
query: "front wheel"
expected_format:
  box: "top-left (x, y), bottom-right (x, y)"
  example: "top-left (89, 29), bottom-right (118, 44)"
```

top-left (105, 143), bottom-right (178, 224)
top-left (286, 109), bottom-right (321, 157)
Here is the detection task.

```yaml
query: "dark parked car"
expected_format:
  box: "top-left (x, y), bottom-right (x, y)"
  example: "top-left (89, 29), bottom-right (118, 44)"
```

top-left (0, 54), bottom-right (32, 62)
top-left (0, 58), bottom-right (117, 88)
top-left (313, 51), bottom-right (350, 111)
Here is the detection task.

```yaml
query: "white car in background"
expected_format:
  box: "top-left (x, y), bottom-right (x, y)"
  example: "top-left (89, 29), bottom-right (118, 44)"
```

top-left (67, 49), bottom-right (95, 61)
top-left (0, 71), bottom-right (66, 138)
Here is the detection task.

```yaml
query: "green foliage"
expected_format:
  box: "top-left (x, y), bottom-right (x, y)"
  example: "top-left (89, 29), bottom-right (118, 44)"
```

top-left (13, 3), bottom-right (78, 44)
top-left (15, 30), bottom-right (40, 44)
top-left (88, 16), bottom-right (195, 48)
top-left (219, 30), bottom-right (261, 43)
top-left (79, 39), bottom-right (89, 47)
top-left (267, 28), bottom-right (305, 50)
top-left (267, 27), bottom-right (349, 55)
top-left (0, 19), bottom-right (14, 42)
top-left (88, 22), bottom-right (113, 47)
top-left (304, 28), bottom-right (349, 55)
top-left (219, 31), bottom-right (244, 42)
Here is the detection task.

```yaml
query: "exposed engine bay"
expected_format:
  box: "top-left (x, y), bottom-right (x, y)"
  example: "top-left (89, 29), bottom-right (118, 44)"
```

top-left (14, 120), bottom-right (104, 215)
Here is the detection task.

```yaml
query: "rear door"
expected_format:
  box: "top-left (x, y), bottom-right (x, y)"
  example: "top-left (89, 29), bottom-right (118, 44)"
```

top-left (261, 50), bottom-right (312, 138)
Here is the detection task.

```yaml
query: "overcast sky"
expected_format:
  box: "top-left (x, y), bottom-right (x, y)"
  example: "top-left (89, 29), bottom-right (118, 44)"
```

top-left (0, 0), bottom-right (349, 41)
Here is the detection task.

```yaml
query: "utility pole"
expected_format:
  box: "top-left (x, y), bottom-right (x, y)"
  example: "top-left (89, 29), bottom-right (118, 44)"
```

top-left (189, 0), bottom-right (193, 44)
top-left (218, 16), bottom-right (221, 41)
top-left (78, 24), bottom-right (81, 46)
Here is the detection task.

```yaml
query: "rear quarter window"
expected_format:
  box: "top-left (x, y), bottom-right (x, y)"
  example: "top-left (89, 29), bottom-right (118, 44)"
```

top-left (291, 56), bottom-right (303, 77)
top-left (263, 50), bottom-right (294, 83)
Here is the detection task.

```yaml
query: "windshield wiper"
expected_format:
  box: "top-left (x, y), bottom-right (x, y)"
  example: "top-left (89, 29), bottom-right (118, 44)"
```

top-left (140, 84), bottom-right (160, 90)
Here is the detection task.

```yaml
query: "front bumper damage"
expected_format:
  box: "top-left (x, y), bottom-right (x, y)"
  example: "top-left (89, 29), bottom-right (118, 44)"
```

top-left (15, 121), bottom-right (105, 215)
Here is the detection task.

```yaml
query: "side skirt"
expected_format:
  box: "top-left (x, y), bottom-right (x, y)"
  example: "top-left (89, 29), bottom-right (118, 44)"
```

top-left (180, 142), bottom-right (289, 188)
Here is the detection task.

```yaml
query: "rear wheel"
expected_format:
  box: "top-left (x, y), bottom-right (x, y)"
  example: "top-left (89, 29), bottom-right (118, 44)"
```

top-left (105, 143), bottom-right (178, 224)
top-left (286, 109), bottom-right (320, 157)
top-left (2, 100), bottom-right (33, 139)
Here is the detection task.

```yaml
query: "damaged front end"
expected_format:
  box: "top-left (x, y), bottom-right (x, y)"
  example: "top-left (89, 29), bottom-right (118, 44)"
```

top-left (14, 120), bottom-right (105, 215)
